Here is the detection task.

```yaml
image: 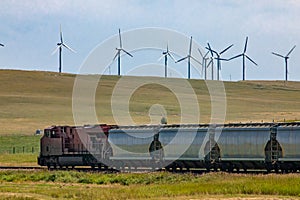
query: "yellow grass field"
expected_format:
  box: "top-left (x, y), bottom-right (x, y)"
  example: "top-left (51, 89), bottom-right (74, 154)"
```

top-left (0, 69), bottom-right (300, 135)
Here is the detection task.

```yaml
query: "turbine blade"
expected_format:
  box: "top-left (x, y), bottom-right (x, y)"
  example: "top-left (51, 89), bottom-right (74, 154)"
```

top-left (158, 54), bottom-right (165, 61)
top-left (198, 48), bottom-right (204, 58)
top-left (113, 51), bottom-right (119, 61)
top-left (207, 59), bottom-right (213, 67)
top-left (189, 36), bottom-right (192, 56)
top-left (286, 45), bottom-right (296, 57)
top-left (60, 25), bottom-right (63, 44)
top-left (204, 51), bottom-right (209, 58)
top-left (119, 28), bottom-right (122, 48)
top-left (207, 43), bottom-right (214, 57)
top-left (191, 56), bottom-right (202, 65)
top-left (211, 49), bottom-right (218, 55)
top-left (0, 43), bottom-right (4, 47)
top-left (62, 43), bottom-right (76, 53)
top-left (244, 36), bottom-right (248, 53)
top-left (122, 49), bottom-right (133, 57)
top-left (176, 56), bottom-right (188, 63)
top-left (168, 52), bottom-right (176, 62)
top-left (246, 55), bottom-right (258, 66)
top-left (205, 47), bottom-right (217, 56)
top-left (228, 54), bottom-right (243, 61)
top-left (220, 44), bottom-right (234, 55)
top-left (51, 45), bottom-right (60, 55)
top-left (272, 52), bottom-right (285, 58)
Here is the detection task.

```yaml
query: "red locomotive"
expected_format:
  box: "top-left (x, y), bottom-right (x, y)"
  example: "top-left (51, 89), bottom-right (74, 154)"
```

top-left (38, 124), bottom-right (114, 169)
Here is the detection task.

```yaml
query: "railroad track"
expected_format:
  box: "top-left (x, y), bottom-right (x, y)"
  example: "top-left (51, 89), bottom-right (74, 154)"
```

top-left (0, 166), bottom-right (44, 170)
top-left (0, 166), bottom-right (290, 174)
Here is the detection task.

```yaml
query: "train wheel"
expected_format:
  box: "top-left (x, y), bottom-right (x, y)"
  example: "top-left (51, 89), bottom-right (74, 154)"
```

top-left (228, 165), bottom-right (233, 173)
top-left (205, 166), bottom-right (210, 172)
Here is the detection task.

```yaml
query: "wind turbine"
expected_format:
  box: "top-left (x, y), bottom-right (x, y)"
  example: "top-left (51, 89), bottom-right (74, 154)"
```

top-left (228, 37), bottom-right (257, 81)
top-left (206, 43), bottom-right (233, 81)
top-left (158, 44), bottom-right (176, 78)
top-left (198, 49), bottom-right (211, 80)
top-left (52, 26), bottom-right (75, 73)
top-left (176, 36), bottom-right (201, 79)
top-left (113, 28), bottom-right (133, 76)
top-left (0, 43), bottom-right (4, 47)
top-left (52, 25), bottom-right (75, 73)
top-left (272, 45), bottom-right (296, 81)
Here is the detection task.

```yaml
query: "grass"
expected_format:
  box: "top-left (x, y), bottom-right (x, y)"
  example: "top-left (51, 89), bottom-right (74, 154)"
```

top-left (0, 135), bottom-right (41, 154)
top-left (0, 134), bottom-right (41, 166)
top-left (1, 70), bottom-right (300, 199)
top-left (0, 69), bottom-right (300, 135)
top-left (0, 134), bottom-right (40, 166)
top-left (0, 171), bottom-right (300, 199)
top-left (0, 154), bottom-right (38, 166)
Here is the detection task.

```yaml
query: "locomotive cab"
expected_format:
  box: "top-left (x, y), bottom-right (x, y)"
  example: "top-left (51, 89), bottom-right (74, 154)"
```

top-left (38, 126), bottom-right (66, 166)
top-left (38, 124), bottom-right (113, 169)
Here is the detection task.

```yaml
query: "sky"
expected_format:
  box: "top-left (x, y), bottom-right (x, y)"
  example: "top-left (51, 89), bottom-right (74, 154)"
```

top-left (0, 0), bottom-right (300, 81)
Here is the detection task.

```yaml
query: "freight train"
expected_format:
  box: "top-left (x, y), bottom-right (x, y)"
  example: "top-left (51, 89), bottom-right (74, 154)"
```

top-left (38, 122), bottom-right (300, 172)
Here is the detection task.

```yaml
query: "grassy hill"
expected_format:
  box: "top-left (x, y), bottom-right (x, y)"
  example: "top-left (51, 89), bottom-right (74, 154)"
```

top-left (1, 69), bottom-right (300, 135)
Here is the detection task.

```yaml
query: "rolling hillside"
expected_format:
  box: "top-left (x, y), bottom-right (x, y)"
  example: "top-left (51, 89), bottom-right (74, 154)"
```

top-left (1, 69), bottom-right (300, 135)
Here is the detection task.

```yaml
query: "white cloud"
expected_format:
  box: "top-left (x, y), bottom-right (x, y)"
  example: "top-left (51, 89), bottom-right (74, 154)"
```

top-left (0, 0), bottom-right (300, 80)
top-left (0, 0), bottom-right (144, 21)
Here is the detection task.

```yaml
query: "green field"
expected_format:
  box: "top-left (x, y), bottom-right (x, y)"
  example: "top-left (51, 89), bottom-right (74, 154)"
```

top-left (0, 171), bottom-right (300, 199)
top-left (0, 69), bottom-right (300, 135)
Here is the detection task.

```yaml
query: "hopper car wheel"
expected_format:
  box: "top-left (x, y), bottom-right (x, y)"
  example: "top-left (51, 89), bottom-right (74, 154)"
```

top-left (228, 165), bottom-right (233, 173)
top-left (214, 167), bottom-right (218, 172)
top-left (220, 165), bottom-right (226, 172)
top-left (274, 164), bottom-right (279, 173)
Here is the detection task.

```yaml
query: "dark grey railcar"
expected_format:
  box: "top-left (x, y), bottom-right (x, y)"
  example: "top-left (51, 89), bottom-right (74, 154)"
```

top-left (277, 125), bottom-right (300, 170)
top-left (217, 126), bottom-right (270, 170)
top-left (159, 127), bottom-right (207, 168)
top-left (108, 126), bottom-right (156, 169)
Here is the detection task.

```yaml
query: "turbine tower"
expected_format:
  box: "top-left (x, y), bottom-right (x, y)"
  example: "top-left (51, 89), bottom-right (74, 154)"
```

top-left (113, 28), bottom-right (133, 76)
top-left (176, 36), bottom-right (201, 79)
top-left (228, 37), bottom-right (257, 81)
top-left (206, 43), bottom-right (233, 81)
top-left (198, 49), bottom-right (210, 80)
top-left (272, 45), bottom-right (296, 81)
top-left (52, 25), bottom-right (75, 73)
top-left (158, 44), bottom-right (176, 78)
